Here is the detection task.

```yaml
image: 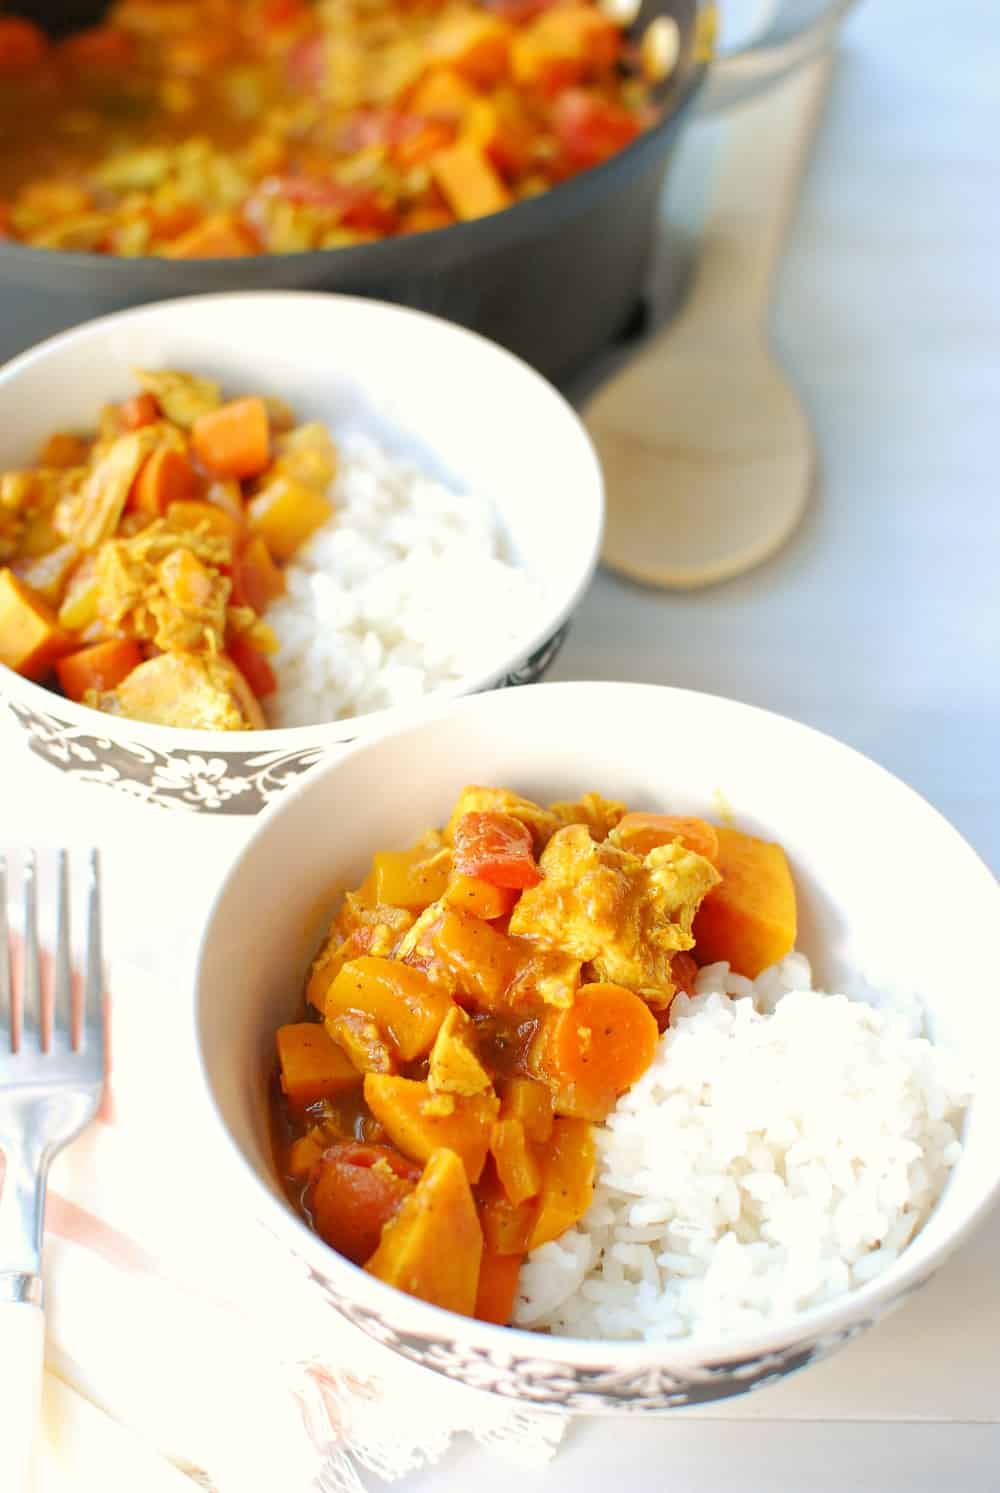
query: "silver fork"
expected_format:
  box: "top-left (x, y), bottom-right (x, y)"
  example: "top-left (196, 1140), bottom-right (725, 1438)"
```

top-left (0, 850), bottom-right (106, 1493)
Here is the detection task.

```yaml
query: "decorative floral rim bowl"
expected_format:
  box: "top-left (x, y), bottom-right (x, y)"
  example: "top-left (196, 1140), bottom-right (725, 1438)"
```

top-left (0, 293), bottom-right (602, 813)
top-left (194, 682), bottom-right (1000, 1411)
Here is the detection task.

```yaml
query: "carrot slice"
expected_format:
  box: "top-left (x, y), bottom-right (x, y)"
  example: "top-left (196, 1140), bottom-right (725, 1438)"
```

top-left (128, 448), bottom-right (198, 515)
top-left (56, 638), bottom-right (142, 702)
top-left (118, 393), bottom-right (160, 431)
top-left (475, 1251), bottom-right (523, 1325)
top-left (541, 983), bottom-right (658, 1119)
top-left (192, 396), bottom-right (270, 479)
top-left (227, 635), bottom-right (277, 699)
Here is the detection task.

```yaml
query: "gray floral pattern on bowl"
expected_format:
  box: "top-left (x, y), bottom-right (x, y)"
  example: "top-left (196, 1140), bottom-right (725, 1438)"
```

top-left (298, 1254), bottom-right (922, 1412)
top-left (3, 626), bottom-right (569, 814)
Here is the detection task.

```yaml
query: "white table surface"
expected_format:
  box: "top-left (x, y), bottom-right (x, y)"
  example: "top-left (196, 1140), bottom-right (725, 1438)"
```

top-left (3, 0), bottom-right (1000, 1487)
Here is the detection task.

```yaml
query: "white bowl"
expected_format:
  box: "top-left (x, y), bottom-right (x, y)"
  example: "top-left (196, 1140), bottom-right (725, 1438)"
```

top-left (0, 292), bottom-right (602, 813)
top-left (194, 682), bottom-right (1000, 1411)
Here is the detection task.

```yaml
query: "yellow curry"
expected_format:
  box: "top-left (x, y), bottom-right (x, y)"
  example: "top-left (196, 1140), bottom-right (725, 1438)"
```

top-left (0, 0), bottom-right (673, 256)
top-left (272, 784), bottom-right (797, 1324)
top-left (0, 371), bottom-right (335, 727)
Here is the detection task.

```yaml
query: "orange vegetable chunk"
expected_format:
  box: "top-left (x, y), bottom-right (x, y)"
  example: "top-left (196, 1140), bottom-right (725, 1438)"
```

top-left (39, 432), bottom-right (89, 468)
top-left (129, 447), bottom-right (198, 515)
top-left (429, 909), bottom-right (519, 1013)
top-left (246, 474), bottom-right (333, 561)
top-left (373, 845), bottom-right (451, 911)
top-left (365, 1147), bottom-right (483, 1315)
top-left (277, 1022), bottom-right (362, 1115)
top-left (0, 569), bottom-right (72, 680)
top-left (528, 1117), bottom-right (594, 1249)
top-left (429, 141), bottom-right (512, 221)
top-left (227, 635), bottom-right (277, 699)
top-left (611, 813), bottom-right (719, 864)
top-left (489, 1116), bottom-right (540, 1206)
top-left (192, 396), bottom-right (270, 479)
top-left (165, 214), bottom-right (258, 259)
top-left (363, 1074), bottom-right (498, 1181)
top-left (118, 393), bottom-right (160, 431)
top-left (475, 1251), bottom-right (523, 1325)
top-left (233, 535), bottom-right (285, 614)
top-left (287, 1130), bottom-right (326, 1182)
top-left (326, 956), bottom-right (452, 1061)
top-left (443, 874), bottom-right (518, 920)
top-left (692, 825), bottom-right (797, 978)
top-left (477, 1164), bottom-right (538, 1254)
top-left (501, 1076), bottom-right (553, 1145)
top-left (539, 982), bottom-right (659, 1120)
top-left (0, 17), bottom-right (48, 71)
top-left (56, 638), bottom-right (142, 702)
top-left (311, 1140), bottom-right (420, 1263)
top-left (453, 811), bottom-right (541, 889)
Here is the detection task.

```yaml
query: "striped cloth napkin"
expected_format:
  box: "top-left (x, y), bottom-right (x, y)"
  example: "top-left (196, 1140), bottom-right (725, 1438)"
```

top-left (32, 945), bottom-right (566, 1490)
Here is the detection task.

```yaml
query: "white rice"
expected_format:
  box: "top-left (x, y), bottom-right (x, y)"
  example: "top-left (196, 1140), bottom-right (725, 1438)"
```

top-left (265, 431), bottom-right (545, 726)
top-left (514, 954), bottom-right (972, 1341)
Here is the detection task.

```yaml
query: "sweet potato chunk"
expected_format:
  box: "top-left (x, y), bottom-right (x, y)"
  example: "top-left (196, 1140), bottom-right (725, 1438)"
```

top-left (0, 568), bottom-right (72, 680)
top-left (429, 909), bottom-right (519, 1013)
top-left (501, 1076), bottom-right (553, 1145)
top-left (247, 474), bottom-right (332, 561)
top-left (489, 1116), bottom-right (540, 1206)
top-left (372, 845), bottom-right (451, 911)
top-left (477, 1165), bottom-right (539, 1254)
top-left (443, 874), bottom-right (518, 920)
top-left (610, 813), bottom-right (720, 864)
top-left (365, 1147), bottom-right (483, 1316)
top-left (429, 141), bottom-right (511, 221)
top-left (311, 1141), bottom-right (421, 1263)
top-left (276, 1023), bottom-right (361, 1115)
top-left (326, 956), bottom-right (452, 1061)
top-left (364, 1074), bottom-right (498, 1181)
top-left (692, 826), bottom-right (797, 978)
top-left (528, 1118), bottom-right (594, 1249)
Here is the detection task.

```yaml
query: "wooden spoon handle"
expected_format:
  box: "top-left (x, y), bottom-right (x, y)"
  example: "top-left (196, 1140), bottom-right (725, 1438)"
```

top-left (680, 52), bottom-right (835, 337)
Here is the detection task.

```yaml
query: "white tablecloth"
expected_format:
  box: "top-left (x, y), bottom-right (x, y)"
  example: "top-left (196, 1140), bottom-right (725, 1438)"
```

top-left (3, 0), bottom-right (1000, 1486)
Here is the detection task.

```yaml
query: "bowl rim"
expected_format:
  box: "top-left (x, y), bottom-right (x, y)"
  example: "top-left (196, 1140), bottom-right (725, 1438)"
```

top-left (192, 680), bottom-right (1000, 1370)
top-left (0, 289), bottom-right (604, 749)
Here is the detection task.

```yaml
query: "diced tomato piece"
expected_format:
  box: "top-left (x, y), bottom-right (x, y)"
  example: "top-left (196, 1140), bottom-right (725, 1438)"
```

top-left (286, 31), bottom-right (325, 90)
top-left (227, 635), bottom-right (277, 698)
top-left (551, 89), bottom-right (641, 169)
top-left (60, 26), bottom-right (134, 68)
top-left (308, 1140), bottom-right (422, 1264)
top-left (118, 393), bottom-right (160, 431)
top-left (0, 17), bottom-right (48, 72)
top-left (453, 811), bottom-right (542, 890)
top-left (256, 174), bottom-right (398, 232)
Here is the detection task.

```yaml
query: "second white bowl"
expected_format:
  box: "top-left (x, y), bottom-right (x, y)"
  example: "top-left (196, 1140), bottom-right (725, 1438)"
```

top-left (0, 292), bottom-right (603, 812)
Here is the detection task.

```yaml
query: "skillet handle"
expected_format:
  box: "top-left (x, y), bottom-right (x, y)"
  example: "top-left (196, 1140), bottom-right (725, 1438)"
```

top-left (697, 0), bottom-right (858, 113)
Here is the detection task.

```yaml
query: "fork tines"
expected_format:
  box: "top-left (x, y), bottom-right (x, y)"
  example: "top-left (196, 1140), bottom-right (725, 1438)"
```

top-left (0, 849), bottom-right (103, 1060)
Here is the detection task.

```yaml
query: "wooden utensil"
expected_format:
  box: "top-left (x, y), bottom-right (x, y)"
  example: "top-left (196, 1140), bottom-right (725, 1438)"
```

top-left (587, 52), bottom-right (834, 590)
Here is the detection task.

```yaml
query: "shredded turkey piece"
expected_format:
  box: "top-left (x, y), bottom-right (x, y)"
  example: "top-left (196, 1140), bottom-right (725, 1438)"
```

top-left (509, 823), bottom-right (721, 1006)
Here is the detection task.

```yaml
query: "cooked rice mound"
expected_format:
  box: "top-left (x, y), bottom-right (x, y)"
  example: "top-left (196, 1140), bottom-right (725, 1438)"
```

top-left (514, 954), bottom-right (971, 1340)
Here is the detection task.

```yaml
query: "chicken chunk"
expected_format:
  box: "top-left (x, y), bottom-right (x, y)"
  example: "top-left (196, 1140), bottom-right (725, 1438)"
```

top-left (102, 650), bottom-right (264, 730)
top-left (136, 369), bottom-right (221, 427)
top-left (92, 520), bottom-right (231, 649)
top-left (548, 791), bottom-right (627, 841)
top-left (429, 1006), bottom-right (492, 1096)
top-left (509, 824), bottom-right (720, 1005)
top-left (53, 429), bottom-right (161, 550)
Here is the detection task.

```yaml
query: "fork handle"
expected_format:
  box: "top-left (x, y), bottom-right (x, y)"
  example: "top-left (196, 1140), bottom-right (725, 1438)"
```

top-left (0, 1297), bottom-right (44, 1492)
